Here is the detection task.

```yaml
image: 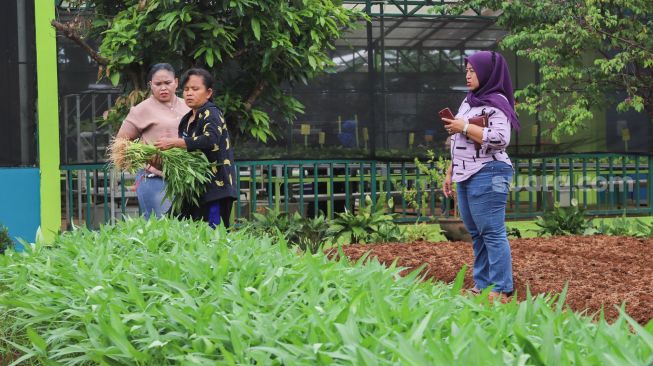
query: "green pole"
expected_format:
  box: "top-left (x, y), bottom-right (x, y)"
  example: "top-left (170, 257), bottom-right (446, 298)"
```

top-left (268, 163), bottom-right (273, 208)
top-left (344, 163), bottom-right (350, 211)
top-left (370, 161), bottom-right (377, 208)
top-left (35, 0), bottom-right (61, 241)
top-left (314, 163), bottom-right (319, 218)
top-left (86, 173), bottom-right (92, 229)
top-left (283, 165), bottom-right (289, 213)
top-left (514, 157), bottom-right (520, 216)
top-left (236, 166), bottom-right (241, 219)
top-left (299, 164), bottom-right (305, 216)
top-left (648, 156), bottom-right (653, 215)
top-left (328, 163), bottom-right (334, 219)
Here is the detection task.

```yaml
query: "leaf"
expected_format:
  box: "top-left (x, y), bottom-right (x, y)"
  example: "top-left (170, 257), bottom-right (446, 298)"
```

top-left (307, 55), bottom-right (317, 69)
top-left (251, 18), bottom-right (261, 41)
top-left (26, 327), bottom-right (48, 355)
top-left (110, 72), bottom-right (121, 87)
top-left (205, 50), bottom-right (214, 67)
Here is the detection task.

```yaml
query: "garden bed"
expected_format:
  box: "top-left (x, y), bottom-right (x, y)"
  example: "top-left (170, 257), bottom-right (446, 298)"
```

top-left (339, 235), bottom-right (653, 324)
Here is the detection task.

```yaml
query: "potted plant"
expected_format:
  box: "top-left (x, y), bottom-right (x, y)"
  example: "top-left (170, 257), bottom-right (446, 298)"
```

top-left (398, 149), bottom-right (471, 242)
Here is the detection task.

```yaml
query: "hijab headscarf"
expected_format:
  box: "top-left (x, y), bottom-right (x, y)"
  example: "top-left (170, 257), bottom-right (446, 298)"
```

top-left (464, 51), bottom-right (520, 131)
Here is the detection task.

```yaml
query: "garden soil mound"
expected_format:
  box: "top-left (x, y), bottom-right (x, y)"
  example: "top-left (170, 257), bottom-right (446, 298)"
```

top-left (339, 235), bottom-right (652, 324)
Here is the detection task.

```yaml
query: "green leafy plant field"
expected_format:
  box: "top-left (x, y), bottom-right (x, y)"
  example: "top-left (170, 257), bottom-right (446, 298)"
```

top-left (1, 218), bottom-right (652, 365)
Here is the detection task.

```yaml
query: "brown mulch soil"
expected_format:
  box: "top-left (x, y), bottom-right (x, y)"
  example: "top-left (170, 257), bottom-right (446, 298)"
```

top-left (338, 235), bottom-right (653, 324)
top-left (0, 352), bottom-right (20, 366)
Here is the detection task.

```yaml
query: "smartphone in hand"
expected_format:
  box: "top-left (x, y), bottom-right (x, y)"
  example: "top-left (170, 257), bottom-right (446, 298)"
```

top-left (439, 107), bottom-right (455, 122)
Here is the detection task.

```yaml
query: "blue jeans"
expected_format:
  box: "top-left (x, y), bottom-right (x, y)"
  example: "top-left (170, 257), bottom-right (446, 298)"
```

top-left (135, 170), bottom-right (172, 219)
top-left (456, 161), bottom-right (514, 293)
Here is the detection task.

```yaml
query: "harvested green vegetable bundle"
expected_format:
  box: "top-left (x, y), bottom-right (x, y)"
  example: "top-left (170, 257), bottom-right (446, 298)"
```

top-left (109, 137), bottom-right (157, 172)
top-left (109, 138), bottom-right (214, 214)
top-left (159, 147), bottom-right (214, 213)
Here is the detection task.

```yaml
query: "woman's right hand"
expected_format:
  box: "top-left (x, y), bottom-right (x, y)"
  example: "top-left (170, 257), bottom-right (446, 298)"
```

top-left (443, 164), bottom-right (454, 198)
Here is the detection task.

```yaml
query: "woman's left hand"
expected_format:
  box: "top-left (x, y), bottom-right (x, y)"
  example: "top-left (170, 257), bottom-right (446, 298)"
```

top-left (148, 154), bottom-right (162, 170)
top-left (442, 118), bottom-right (465, 135)
top-left (154, 137), bottom-right (183, 150)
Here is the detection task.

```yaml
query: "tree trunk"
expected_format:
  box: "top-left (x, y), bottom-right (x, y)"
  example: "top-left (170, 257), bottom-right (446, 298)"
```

top-left (51, 20), bottom-right (109, 66)
top-left (243, 81), bottom-right (267, 111)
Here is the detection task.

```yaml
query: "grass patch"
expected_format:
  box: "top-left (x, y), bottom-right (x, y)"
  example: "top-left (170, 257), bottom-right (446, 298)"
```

top-left (406, 216), bottom-right (653, 242)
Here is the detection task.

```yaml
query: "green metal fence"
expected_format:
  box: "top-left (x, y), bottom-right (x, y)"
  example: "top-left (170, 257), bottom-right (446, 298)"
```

top-left (61, 164), bottom-right (140, 230)
top-left (234, 159), bottom-right (452, 223)
top-left (60, 154), bottom-right (653, 229)
top-left (509, 154), bottom-right (652, 218)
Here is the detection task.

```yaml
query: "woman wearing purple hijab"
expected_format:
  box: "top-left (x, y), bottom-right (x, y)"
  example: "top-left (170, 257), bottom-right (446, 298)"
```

top-left (441, 51), bottom-right (519, 302)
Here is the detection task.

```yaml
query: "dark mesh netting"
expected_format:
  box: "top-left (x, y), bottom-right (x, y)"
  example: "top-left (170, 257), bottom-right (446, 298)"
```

top-left (0, 0), bottom-right (37, 167)
top-left (57, 17), bottom-right (652, 165)
top-left (239, 18), bottom-right (652, 161)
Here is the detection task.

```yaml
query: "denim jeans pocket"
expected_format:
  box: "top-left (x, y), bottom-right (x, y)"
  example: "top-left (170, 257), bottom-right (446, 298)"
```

top-left (469, 180), bottom-right (508, 200)
top-left (469, 170), bottom-right (512, 199)
top-left (491, 175), bottom-right (512, 194)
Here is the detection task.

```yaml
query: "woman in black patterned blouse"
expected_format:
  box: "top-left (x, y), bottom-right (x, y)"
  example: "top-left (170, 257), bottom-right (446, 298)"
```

top-left (155, 68), bottom-right (238, 228)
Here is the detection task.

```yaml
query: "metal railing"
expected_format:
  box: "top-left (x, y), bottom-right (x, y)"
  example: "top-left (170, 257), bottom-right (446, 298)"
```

top-left (61, 90), bottom-right (120, 164)
top-left (61, 164), bottom-right (140, 230)
top-left (60, 154), bottom-right (653, 229)
top-left (508, 154), bottom-right (652, 218)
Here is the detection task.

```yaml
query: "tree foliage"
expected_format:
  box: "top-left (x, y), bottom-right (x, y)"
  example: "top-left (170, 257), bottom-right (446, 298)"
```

top-left (435, 0), bottom-right (653, 140)
top-left (54, 0), bottom-right (364, 142)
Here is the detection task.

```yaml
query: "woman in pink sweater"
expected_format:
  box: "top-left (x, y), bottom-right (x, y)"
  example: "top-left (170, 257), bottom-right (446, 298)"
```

top-left (115, 63), bottom-right (190, 218)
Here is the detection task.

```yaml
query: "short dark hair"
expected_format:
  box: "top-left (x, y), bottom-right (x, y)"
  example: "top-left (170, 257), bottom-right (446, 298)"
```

top-left (181, 68), bottom-right (214, 90)
top-left (147, 63), bottom-right (176, 81)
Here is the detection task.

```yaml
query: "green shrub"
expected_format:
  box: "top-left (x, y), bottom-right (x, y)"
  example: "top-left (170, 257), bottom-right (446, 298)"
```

top-left (327, 193), bottom-right (404, 244)
top-left (240, 208), bottom-right (300, 240)
top-left (293, 214), bottom-right (331, 254)
top-left (0, 224), bottom-right (11, 255)
top-left (594, 215), bottom-right (653, 238)
top-left (404, 222), bottom-right (433, 242)
top-left (395, 149), bottom-right (452, 221)
top-left (534, 199), bottom-right (596, 236)
top-left (506, 226), bottom-right (522, 239)
top-left (239, 209), bottom-right (330, 253)
top-left (0, 218), bottom-right (652, 365)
